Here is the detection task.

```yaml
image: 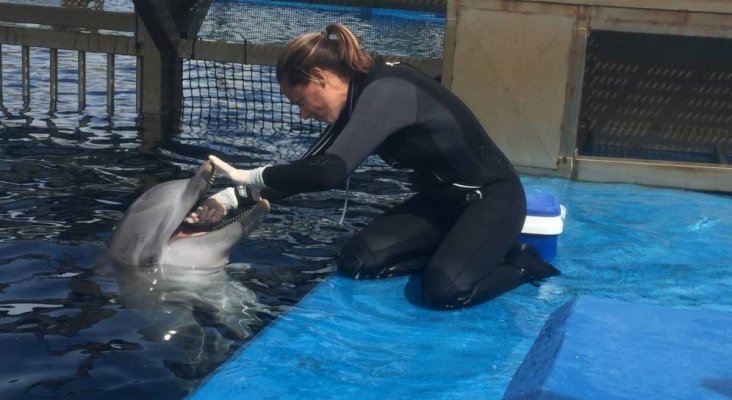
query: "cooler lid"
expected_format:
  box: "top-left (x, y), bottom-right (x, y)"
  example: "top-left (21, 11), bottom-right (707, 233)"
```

top-left (526, 192), bottom-right (561, 217)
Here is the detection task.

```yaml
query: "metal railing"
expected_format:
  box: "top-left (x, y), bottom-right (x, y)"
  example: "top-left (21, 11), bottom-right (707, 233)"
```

top-left (0, 1), bottom-right (444, 123)
top-left (0, 3), bottom-right (136, 115)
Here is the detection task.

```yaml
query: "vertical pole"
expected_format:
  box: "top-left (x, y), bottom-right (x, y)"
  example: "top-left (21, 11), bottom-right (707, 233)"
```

top-left (107, 53), bottom-right (115, 116)
top-left (78, 50), bottom-right (86, 111)
top-left (136, 55), bottom-right (143, 115)
top-left (0, 44), bottom-right (4, 109)
top-left (561, 8), bottom-right (590, 179)
top-left (134, 0), bottom-right (185, 147)
top-left (22, 45), bottom-right (30, 110)
top-left (441, 0), bottom-right (459, 90)
top-left (50, 48), bottom-right (58, 114)
top-left (139, 28), bottom-right (165, 147)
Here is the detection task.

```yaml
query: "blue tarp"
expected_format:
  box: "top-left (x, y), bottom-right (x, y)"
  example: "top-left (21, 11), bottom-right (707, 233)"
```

top-left (187, 274), bottom-right (551, 399)
top-left (504, 296), bottom-right (732, 400)
top-left (188, 176), bottom-right (732, 400)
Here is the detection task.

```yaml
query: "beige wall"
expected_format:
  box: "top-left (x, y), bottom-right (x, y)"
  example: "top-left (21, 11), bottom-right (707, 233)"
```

top-left (442, 0), bottom-right (732, 191)
top-left (443, 0), bottom-right (584, 173)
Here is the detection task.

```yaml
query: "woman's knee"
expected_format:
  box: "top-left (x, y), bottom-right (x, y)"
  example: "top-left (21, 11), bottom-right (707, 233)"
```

top-left (421, 268), bottom-right (474, 309)
top-left (337, 237), bottom-right (429, 279)
top-left (336, 237), bottom-right (378, 279)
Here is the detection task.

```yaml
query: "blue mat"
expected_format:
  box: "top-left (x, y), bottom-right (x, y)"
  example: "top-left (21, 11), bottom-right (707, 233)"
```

top-left (188, 176), bottom-right (732, 399)
top-left (504, 296), bottom-right (732, 400)
top-left (187, 274), bottom-right (552, 399)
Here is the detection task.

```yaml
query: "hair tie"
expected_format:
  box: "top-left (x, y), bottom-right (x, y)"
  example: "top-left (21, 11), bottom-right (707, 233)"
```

top-left (321, 30), bottom-right (330, 39)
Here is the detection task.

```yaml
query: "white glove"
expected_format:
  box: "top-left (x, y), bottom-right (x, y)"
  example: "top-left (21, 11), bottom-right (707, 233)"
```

top-left (208, 155), bottom-right (268, 189)
top-left (184, 187), bottom-right (238, 224)
top-left (236, 185), bottom-right (263, 202)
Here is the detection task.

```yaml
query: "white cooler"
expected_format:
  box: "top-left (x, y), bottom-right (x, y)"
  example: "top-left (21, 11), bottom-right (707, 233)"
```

top-left (519, 192), bottom-right (565, 261)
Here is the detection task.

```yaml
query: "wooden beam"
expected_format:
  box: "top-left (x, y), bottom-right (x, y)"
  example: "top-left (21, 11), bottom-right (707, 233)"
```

top-left (177, 0), bottom-right (214, 39)
top-left (486, 0), bottom-right (732, 15)
top-left (132, 0), bottom-right (180, 58)
top-left (289, 0), bottom-right (446, 12)
top-left (574, 155), bottom-right (732, 192)
top-left (0, 25), bottom-right (137, 55)
top-left (178, 39), bottom-right (442, 75)
top-left (0, 3), bottom-right (135, 32)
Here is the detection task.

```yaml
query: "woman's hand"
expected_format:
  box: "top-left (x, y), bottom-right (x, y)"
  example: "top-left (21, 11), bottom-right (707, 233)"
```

top-left (184, 187), bottom-right (238, 224)
top-left (208, 155), bottom-right (268, 201)
top-left (208, 155), bottom-right (254, 186)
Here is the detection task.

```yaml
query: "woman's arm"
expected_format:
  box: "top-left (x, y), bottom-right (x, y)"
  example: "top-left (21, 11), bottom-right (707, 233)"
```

top-left (263, 77), bottom-right (418, 192)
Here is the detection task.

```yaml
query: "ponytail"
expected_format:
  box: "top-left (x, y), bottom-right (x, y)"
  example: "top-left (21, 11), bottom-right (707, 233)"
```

top-left (276, 23), bottom-right (374, 87)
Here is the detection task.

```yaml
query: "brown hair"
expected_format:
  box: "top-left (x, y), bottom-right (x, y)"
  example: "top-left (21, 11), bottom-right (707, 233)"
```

top-left (276, 23), bottom-right (374, 87)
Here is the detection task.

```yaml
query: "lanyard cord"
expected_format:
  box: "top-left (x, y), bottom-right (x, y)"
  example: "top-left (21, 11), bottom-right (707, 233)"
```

top-left (338, 81), bottom-right (356, 225)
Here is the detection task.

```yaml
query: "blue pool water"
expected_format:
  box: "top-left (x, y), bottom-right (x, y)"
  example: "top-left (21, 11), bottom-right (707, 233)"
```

top-left (0, 21), bottom-right (409, 398)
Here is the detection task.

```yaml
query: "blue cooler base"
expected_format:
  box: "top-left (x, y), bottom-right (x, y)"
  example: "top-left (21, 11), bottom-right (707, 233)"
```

top-left (518, 233), bottom-right (558, 262)
top-left (521, 192), bottom-right (563, 262)
top-left (503, 296), bottom-right (732, 400)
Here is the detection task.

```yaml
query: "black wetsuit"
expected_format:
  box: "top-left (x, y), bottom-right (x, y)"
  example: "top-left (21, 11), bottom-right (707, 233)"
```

top-left (240, 57), bottom-right (536, 308)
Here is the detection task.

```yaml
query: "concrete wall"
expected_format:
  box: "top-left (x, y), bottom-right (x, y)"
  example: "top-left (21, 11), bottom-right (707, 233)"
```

top-left (442, 0), bottom-right (732, 191)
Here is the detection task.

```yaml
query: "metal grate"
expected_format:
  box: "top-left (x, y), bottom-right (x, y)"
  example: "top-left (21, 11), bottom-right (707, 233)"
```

top-left (578, 30), bottom-right (732, 164)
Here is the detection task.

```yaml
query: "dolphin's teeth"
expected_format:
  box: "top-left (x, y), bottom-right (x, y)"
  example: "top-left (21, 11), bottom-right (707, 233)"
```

top-left (194, 168), bottom-right (217, 204)
top-left (209, 209), bottom-right (248, 230)
top-left (182, 200), bottom-right (266, 233)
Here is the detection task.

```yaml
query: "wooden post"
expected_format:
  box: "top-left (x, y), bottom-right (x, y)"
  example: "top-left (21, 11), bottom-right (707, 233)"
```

top-left (22, 45), bottom-right (30, 110)
top-left (78, 50), bottom-right (86, 111)
top-left (107, 53), bottom-right (115, 116)
top-left (0, 44), bottom-right (4, 112)
top-left (134, 0), bottom-right (183, 147)
top-left (50, 48), bottom-right (58, 114)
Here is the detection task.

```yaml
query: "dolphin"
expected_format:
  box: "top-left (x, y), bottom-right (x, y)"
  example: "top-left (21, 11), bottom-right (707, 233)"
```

top-left (107, 160), bottom-right (270, 271)
top-left (106, 160), bottom-right (271, 342)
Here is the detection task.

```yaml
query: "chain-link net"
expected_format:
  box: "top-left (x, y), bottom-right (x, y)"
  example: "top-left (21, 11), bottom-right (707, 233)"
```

top-left (178, 0), bottom-right (446, 163)
top-left (180, 60), bottom-right (325, 162)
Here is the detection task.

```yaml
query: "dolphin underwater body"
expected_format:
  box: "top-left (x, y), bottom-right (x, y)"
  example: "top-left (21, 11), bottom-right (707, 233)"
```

top-left (108, 160), bottom-right (270, 271)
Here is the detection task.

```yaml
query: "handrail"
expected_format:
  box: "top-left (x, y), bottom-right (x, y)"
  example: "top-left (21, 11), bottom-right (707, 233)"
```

top-left (0, 0), bottom-right (445, 125)
top-left (0, 25), bottom-right (137, 55)
top-left (0, 3), bottom-right (135, 32)
top-left (257, 0), bottom-right (446, 12)
top-left (178, 39), bottom-right (443, 76)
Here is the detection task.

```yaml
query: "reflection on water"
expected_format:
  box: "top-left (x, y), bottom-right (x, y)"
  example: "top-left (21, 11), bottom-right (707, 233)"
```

top-left (1, 2), bottom-right (431, 397)
top-left (0, 123), bottom-right (388, 398)
top-left (0, 37), bottom-right (409, 399)
top-left (199, 0), bottom-right (446, 58)
top-left (0, 0), bottom-right (132, 12)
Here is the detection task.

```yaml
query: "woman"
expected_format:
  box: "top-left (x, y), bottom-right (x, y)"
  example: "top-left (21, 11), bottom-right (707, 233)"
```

top-left (186, 23), bottom-right (559, 308)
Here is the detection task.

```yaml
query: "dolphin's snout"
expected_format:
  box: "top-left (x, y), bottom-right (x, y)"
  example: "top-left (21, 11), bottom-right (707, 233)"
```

top-left (240, 199), bottom-right (270, 235)
top-left (109, 160), bottom-right (268, 270)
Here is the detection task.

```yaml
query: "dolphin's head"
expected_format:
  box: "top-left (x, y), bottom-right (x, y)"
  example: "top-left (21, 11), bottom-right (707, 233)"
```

top-left (108, 160), bottom-right (270, 271)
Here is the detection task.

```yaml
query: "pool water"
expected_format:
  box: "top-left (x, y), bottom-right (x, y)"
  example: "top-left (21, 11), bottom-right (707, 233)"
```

top-left (0, 117), bottom-right (403, 398)
top-left (0, 23), bottom-right (408, 398)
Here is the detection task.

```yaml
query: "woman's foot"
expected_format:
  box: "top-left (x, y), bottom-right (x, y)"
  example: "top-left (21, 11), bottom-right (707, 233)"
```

top-left (504, 243), bottom-right (560, 282)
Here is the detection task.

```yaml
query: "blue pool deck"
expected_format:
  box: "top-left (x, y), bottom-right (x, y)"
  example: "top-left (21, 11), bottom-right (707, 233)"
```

top-left (188, 176), bottom-right (732, 400)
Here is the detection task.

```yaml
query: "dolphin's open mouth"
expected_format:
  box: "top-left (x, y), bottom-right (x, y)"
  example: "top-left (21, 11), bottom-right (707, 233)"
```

top-left (108, 159), bottom-right (270, 269)
top-left (174, 164), bottom-right (266, 238)
top-left (176, 210), bottom-right (254, 237)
